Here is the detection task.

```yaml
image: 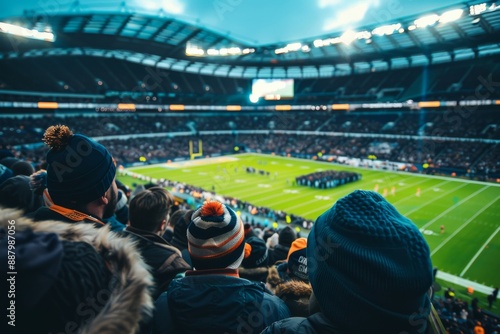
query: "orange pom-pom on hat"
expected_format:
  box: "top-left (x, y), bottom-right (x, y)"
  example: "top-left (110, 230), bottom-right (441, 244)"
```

top-left (188, 200), bottom-right (245, 270)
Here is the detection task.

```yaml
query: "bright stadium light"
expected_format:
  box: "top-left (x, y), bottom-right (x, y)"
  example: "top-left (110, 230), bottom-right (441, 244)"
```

top-left (470, 3), bottom-right (487, 15)
top-left (313, 39), bottom-right (324, 47)
top-left (439, 9), bottom-right (463, 23)
top-left (249, 94), bottom-right (259, 103)
top-left (0, 22), bottom-right (55, 42)
top-left (372, 23), bottom-right (401, 36)
top-left (285, 42), bottom-right (302, 52)
top-left (414, 14), bottom-right (439, 28)
top-left (340, 30), bottom-right (357, 45)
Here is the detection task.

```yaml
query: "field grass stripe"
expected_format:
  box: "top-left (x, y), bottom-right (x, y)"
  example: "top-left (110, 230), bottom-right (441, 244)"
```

top-left (411, 183), bottom-right (483, 227)
top-left (392, 180), bottom-right (451, 205)
top-left (460, 226), bottom-right (500, 277)
top-left (431, 195), bottom-right (500, 256)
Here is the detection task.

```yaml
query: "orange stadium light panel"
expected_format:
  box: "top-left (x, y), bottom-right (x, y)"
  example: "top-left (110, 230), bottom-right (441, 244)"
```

top-left (332, 104), bottom-right (350, 110)
top-left (496, 100), bottom-right (500, 105)
top-left (275, 105), bottom-right (292, 111)
top-left (226, 105), bottom-right (242, 111)
top-left (38, 102), bottom-right (59, 109)
top-left (117, 103), bottom-right (136, 110)
top-left (170, 104), bottom-right (185, 111)
top-left (418, 101), bottom-right (441, 108)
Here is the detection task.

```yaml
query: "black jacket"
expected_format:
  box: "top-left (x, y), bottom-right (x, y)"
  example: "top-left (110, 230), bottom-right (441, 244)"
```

top-left (123, 226), bottom-right (191, 298)
top-left (268, 244), bottom-right (290, 265)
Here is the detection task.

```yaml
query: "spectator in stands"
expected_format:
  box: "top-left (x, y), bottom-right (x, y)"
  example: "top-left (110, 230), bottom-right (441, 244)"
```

top-left (474, 321), bottom-right (485, 334)
top-left (274, 280), bottom-right (312, 318)
top-left (11, 160), bottom-right (35, 177)
top-left (267, 237), bottom-right (309, 293)
top-left (169, 209), bottom-right (194, 266)
top-left (32, 125), bottom-right (118, 227)
top-left (268, 226), bottom-right (297, 265)
top-left (0, 175), bottom-right (42, 214)
top-left (124, 187), bottom-right (191, 298)
top-left (0, 163), bottom-right (13, 185)
top-left (239, 236), bottom-right (270, 283)
top-left (263, 190), bottom-right (443, 334)
top-left (152, 200), bottom-right (290, 333)
top-left (0, 207), bottom-right (154, 334)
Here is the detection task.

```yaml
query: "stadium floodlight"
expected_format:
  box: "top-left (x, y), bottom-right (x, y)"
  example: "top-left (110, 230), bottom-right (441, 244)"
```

top-left (340, 30), bottom-right (357, 45)
top-left (414, 14), bottom-right (439, 28)
top-left (285, 42), bottom-right (302, 52)
top-left (207, 49), bottom-right (219, 56)
top-left (185, 46), bottom-right (204, 56)
top-left (0, 22), bottom-right (55, 42)
top-left (470, 3), bottom-right (487, 15)
top-left (301, 45), bottom-right (311, 52)
top-left (439, 9), bottom-right (463, 23)
top-left (372, 23), bottom-right (401, 36)
top-left (313, 39), bottom-right (324, 47)
top-left (249, 94), bottom-right (259, 103)
top-left (242, 48), bottom-right (255, 54)
top-left (408, 24), bottom-right (417, 31)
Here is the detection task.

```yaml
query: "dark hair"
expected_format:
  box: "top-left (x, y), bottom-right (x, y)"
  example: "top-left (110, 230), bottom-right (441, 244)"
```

top-left (129, 187), bottom-right (174, 232)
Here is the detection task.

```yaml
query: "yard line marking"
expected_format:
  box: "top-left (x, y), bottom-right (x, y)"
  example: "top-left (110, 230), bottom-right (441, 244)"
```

top-left (391, 179), bottom-right (449, 205)
top-left (460, 226), bottom-right (500, 277)
top-left (431, 195), bottom-right (500, 256)
top-left (418, 184), bottom-right (488, 231)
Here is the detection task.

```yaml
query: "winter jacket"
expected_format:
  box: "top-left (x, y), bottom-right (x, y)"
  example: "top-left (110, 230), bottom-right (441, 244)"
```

top-left (152, 269), bottom-right (290, 334)
top-left (0, 207), bottom-right (154, 334)
top-left (268, 244), bottom-right (290, 265)
top-left (123, 226), bottom-right (191, 298)
top-left (261, 312), bottom-right (341, 334)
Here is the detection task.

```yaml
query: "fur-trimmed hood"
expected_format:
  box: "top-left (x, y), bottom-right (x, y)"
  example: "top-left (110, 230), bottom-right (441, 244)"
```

top-left (0, 208), bottom-right (154, 334)
top-left (274, 280), bottom-right (312, 318)
top-left (239, 266), bottom-right (269, 283)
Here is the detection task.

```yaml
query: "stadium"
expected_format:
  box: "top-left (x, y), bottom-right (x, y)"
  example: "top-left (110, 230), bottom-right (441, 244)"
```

top-left (1, 0), bottom-right (500, 333)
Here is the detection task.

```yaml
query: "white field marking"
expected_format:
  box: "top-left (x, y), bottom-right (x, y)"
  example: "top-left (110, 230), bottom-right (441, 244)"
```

top-left (198, 172), bottom-right (208, 175)
top-left (235, 179), bottom-right (247, 183)
top-left (300, 166), bottom-right (310, 169)
top-left (271, 162), bottom-right (278, 164)
top-left (436, 271), bottom-right (494, 295)
top-left (398, 182), bottom-right (406, 186)
top-left (283, 189), bottom-right (300, 194)
top-left (392, 180), bottom-right (451, 205)
top-left (431, 196), bottom-right (500, 256)
top-left (285, 164), bottom-right (293, 167)
top-left (417, 185), bottom-right (488, 231)
top-left (257, 184), bottom-right (271, 188)
top-left (377, 179), bottom-right (384, 183)
top-left (127, 156), bottom-right (239, 170)
top-left (314, 195), bottom-right (331, 200)
top-left (460, 226), bottom-right (500, 277)
top-left (433, 188), bottom-right (441, 192)
top-left (182, 169), bottom-right (191, 172)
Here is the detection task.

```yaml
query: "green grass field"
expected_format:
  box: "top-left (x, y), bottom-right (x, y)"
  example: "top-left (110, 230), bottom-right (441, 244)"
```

top-left (120, 153), bottom-right (500, 292)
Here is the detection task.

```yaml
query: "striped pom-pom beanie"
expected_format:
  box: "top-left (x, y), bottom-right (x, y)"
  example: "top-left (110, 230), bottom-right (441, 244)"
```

top-left (188, 200), bottom-right (245, 270)
top-left (308, 190), bottom-right (433, 333)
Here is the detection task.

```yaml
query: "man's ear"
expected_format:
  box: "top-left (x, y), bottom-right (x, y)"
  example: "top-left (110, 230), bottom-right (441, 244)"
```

top-left (159, 219), bottom-right (167, 233)
top-left (98, 194), bottom-right (109, 205)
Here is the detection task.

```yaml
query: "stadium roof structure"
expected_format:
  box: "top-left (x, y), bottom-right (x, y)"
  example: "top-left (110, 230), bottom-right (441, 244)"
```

top-left (0, 1), bottom-right (500, 78)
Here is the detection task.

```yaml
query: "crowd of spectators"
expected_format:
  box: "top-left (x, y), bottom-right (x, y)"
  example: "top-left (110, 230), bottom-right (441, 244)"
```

top-left (1, 124), bottom-right (499, 333)
top-left (295, 170), bottom-right (362, 189)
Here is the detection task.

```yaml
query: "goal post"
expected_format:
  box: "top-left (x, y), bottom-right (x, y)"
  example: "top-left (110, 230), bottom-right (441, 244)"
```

top-left (189, 140), bottom-right (203, 160)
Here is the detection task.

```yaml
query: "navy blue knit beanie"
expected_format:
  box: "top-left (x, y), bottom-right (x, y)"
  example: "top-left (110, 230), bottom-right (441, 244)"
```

top-left (307, 190), bottom-right (433, 333)
top-left (43, 125), bottom-right (116, 205)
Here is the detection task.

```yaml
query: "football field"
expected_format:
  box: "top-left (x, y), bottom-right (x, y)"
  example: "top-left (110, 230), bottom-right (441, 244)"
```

top-left (122, 153), bottom-right (500, 289)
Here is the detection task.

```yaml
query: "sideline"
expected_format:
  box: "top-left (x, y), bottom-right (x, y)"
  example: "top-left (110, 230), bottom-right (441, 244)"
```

top-left (437, 271), bottom-right (495, 295)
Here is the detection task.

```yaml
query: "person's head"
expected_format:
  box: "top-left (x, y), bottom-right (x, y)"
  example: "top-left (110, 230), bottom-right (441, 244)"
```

top-left (242, 236), bottom-right (269, 269)
top-left (308, 190), bottom-right (434, 333)
top-left (42, 125), bottom-right (117, 218)
top-left (286, 237), bottom-right (308, 282)
top-left (11, 160), bottom-right (35, 176)
top-left (188, 200), bottom-right (245, 270)
top-left (0, 175), bottom-right (42, 214)
top-left (129, 187), bottom-right (174, 234)
top-left (278, 226), bottom-right (297, 247)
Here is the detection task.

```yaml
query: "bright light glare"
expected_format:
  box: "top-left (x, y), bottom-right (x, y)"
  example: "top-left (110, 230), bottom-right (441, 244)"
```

top-left (372, 23), bottom-right (401, 36)
top-left (414, 14), bottom-right (439, 28)
top-left (0, 22), bottom-right (55, 42)
top-left (340, 30), bottom-right (357, 45)
top-left (470, 3), bottom-right (487, 15)
top-left (439, 9), bottom-right (463, 23)
top-left (249, 94), bottom-right (259, 103)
